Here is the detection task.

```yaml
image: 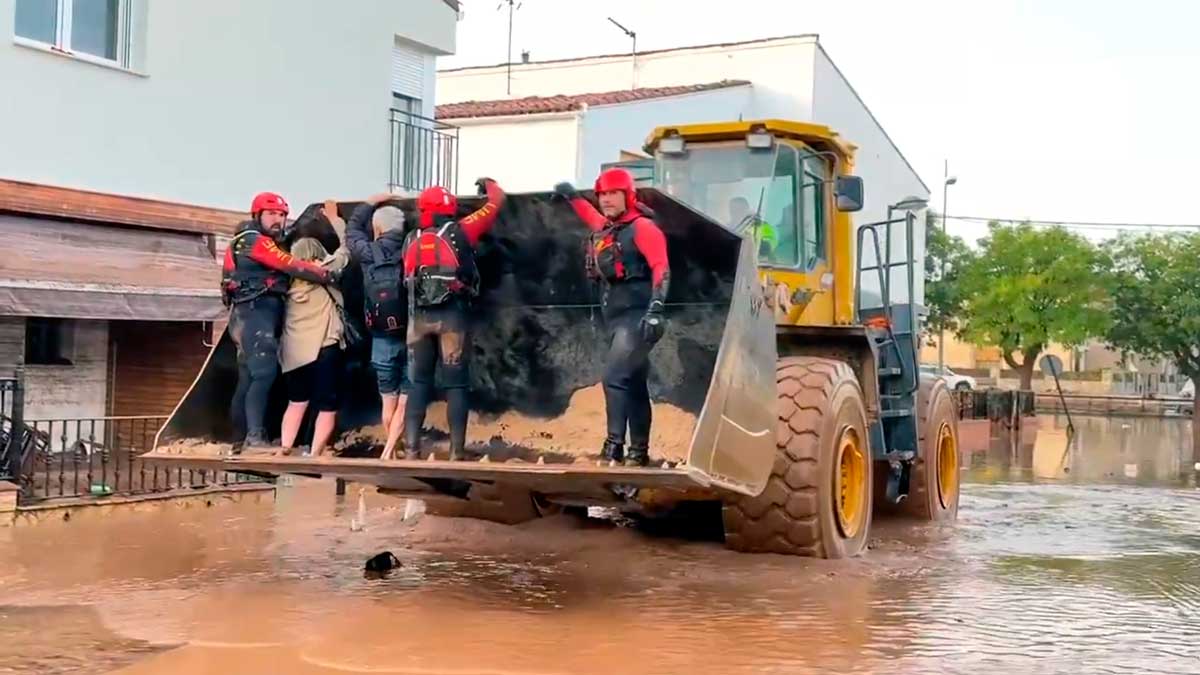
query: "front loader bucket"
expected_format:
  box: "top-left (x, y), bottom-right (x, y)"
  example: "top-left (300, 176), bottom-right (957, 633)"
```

top-left (148, 189), bottom-right (777, 503)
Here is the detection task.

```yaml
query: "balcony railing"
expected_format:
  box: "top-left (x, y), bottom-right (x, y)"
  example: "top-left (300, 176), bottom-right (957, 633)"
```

top-left (0, 369), bottom-right (265, 504)
top-left (17, 416), bottom-right (262, 502)
top-left (389, 109), bottom-right (459, 193)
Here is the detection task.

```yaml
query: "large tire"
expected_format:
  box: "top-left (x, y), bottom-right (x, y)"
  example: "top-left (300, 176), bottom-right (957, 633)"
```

top-left (722, 356), bottom-right (873, 558)
top-left (906, 377), bottom-right (960, 521)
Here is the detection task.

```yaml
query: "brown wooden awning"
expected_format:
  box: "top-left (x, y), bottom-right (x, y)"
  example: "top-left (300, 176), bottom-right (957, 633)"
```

top-left (0, 214), bottom-right (223, 321)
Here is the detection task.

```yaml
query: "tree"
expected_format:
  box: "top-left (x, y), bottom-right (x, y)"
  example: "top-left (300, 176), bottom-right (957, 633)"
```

top-left (1105, 232), bottom-right (1200, 452)
top-left (924, 211), bottom-right (973, 344)
top-left (957, 222), bottom-right (1109, 389)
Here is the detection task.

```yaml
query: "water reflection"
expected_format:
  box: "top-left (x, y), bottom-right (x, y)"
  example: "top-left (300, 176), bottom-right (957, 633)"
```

top-left (0, 419), bottom-right (1196, 674)
top-left (967, 414), bottom-right (1197, 488)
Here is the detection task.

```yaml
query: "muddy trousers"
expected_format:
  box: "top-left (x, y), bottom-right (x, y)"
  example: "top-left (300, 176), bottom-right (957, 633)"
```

top-left (229, 296), bottom-right (283, 442)
top-left (403, 307), bottom-right (470, 455)
top-left (602, 311), bottom-right (654, 452)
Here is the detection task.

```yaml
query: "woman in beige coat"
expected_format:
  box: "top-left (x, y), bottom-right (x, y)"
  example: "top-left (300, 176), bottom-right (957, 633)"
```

top-left (279, 203), bottom-right (351, 456)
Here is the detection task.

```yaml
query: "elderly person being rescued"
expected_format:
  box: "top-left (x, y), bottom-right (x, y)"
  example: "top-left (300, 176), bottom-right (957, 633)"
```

top-left (278, 201), bottom-right (353, 456)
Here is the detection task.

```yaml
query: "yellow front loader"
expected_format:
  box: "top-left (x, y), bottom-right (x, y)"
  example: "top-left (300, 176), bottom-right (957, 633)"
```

top-left (144, 120), bottom-right (960, 558)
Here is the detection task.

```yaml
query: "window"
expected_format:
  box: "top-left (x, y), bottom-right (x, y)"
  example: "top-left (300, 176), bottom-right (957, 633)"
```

top-left (25, 318), bottom-right (76, 366)
top-left (799, 154), bottom-right (829, 268)
top-left (15, 0), bottom-right (129, 65)
top-left (657, 142), bottom-right (802, 268)
top-left (391, 93), bottom-right (422, 117)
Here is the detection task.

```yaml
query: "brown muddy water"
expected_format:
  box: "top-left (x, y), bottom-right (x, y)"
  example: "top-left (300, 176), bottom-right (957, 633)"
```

top-left (1, 414), bottom-right (1198, 675)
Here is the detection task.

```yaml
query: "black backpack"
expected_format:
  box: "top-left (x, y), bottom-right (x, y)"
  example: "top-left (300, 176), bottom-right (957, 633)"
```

top-left (363, 244), bottom-right (406, 333)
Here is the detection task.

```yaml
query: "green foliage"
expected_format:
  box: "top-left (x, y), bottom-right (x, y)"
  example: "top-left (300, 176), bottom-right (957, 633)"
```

top-left (924, 211), bottom-right (973, 337)
top-left (1104, 232), bottom-right (1200, 377)
top-left (957, 222), bottom-right (1109, 377)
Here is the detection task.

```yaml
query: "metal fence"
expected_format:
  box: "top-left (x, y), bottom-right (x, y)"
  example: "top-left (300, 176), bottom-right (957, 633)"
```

top-left (18, 415), bottom-right (261, 502)
top-left (954, 388), bottom-right (1036, 421)
top-left (388, 109), bottom-right (459, 193)
top-left (1, 368), bottom-right (264, 504)
top-left (0, 375), bottom-right (20, 481)
top-left (1111, 371), bottom-right (1188, 397)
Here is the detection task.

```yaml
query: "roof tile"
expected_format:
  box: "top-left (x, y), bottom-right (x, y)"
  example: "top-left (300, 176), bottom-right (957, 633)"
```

top-left (436, 80), bottom-right (751, 120)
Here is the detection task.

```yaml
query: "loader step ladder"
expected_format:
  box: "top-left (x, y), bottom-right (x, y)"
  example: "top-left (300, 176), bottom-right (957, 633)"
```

top-left (855, 212), bottom-right (922, 504)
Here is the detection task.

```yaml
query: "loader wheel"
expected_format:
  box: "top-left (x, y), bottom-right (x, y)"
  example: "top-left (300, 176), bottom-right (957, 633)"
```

top-left (722, 356), bottom-right (872, 558)
top-left (907, 377), bottom-right (960, 521)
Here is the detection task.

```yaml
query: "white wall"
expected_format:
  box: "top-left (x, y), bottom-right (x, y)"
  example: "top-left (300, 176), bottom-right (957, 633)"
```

top-left (23, 320), bottom-right (109, 422)
top-left (439, 36), bottom-right (817, 120)
top-left (450, 114), bottom-right (581, 193)
top-left (577, 87), bottom-right (754, 185)
top-left (396, 1), bottom-right (457, 56)
top-left (811, 45), bottom-right (929, 307)
top-left (0, 0), bottom-right (455, 211)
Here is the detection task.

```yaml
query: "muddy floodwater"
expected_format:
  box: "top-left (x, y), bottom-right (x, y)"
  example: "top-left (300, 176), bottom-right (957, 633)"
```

top-left (1, 415), bottom-right (1197, 674)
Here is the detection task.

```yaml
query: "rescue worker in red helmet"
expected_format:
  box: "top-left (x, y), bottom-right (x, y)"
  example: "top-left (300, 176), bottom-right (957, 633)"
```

top-left (400, 177), bottom-right (507, 460)
top-left (221, 191), bottom-right (333, 453)
top-left (554, 169), bottom-right (670, 467)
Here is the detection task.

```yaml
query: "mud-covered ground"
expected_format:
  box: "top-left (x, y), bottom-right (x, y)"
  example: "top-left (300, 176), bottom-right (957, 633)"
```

top-left (1, 414), bottom-right (1198, 674)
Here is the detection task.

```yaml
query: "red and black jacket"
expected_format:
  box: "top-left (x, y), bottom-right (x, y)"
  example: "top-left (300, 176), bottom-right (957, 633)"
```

top-left (569, 197), bottom-right (671, 318)
top-left (221, 221), bottom-right (331, 306)
top-left (403, 182), bottom-right (506, 310)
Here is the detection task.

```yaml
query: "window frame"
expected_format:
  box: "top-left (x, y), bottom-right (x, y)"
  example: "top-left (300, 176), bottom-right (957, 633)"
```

top-left (14, 0), bottom-right (132, 68)
top-left (798, 151), bottom-right (831, 270)
top-left (24, 318), bottom-right (76, 366)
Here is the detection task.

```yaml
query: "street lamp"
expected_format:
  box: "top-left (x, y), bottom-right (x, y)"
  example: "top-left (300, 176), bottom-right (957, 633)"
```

top-left (879, 195), bottom-right (929, 319)
top-left (892, 195), bottom-right (929, 213)
top-left (938, 167), bottom-right (958, 372)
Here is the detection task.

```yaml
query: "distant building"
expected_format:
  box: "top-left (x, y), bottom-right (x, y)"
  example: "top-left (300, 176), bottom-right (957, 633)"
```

top-left (437, 34), bottom-right (929, 306)
top-left (0, 0), bottom-right (460, 432)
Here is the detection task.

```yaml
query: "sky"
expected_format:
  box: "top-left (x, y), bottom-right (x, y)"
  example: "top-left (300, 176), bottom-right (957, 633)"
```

top-left (439, 0), bottom-right (1200, 245)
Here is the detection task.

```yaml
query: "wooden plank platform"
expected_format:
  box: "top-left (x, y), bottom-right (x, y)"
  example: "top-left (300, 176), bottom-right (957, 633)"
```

top-left (139, 453), bottom-right (706, 493)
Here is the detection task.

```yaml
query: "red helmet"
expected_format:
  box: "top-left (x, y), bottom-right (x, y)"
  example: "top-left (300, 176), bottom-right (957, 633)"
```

top-left (594, 168), bottom-right (637, 212)
top-left (250, 192), bottom-right (289, 217)
top-left (417, 185), bottom-right (457, 228)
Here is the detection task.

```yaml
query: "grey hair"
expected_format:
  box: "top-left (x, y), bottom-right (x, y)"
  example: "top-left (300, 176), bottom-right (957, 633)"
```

top-left (372, 205), bottom-right (405, 233)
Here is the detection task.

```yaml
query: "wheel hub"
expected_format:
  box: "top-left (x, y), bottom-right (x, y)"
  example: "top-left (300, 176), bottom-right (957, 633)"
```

top-left (936, 422), bottom-right (958, 510)
top-left (834, 426), bottom-right (866, 538)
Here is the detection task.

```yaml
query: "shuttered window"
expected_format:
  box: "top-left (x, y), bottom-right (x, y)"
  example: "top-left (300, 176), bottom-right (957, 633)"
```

top-left (391, 42), bottom-right (427, 101)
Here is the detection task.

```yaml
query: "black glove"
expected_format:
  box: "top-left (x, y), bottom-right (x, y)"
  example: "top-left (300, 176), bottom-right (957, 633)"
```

top-left (474, 177), bottom-right (494, 196)
top-left (553, 182), bottom-right (578, 201)
top-left (639, 301), bottom-right (667, 344)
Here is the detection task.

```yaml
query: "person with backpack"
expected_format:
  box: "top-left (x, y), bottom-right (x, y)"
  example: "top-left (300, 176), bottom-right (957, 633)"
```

top-left (401, 177), bottom-right (507, 461)
top-left (553, 169), bottom-right (670, 467)
top-left (343, 192), bottom-right (411, 459)
top-left (221, 192), bottom-right (334, 454)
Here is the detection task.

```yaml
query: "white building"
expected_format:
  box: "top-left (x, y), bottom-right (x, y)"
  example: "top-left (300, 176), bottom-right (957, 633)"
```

top-left (438, 34), bottom-right (929, 306)
top-left (0, 0), bottom-right (459, 461)
top-left (0, 0), bottom-right (460, 210)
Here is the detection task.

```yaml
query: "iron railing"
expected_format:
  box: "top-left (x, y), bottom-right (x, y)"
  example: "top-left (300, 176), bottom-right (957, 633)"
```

top-left (954, 388), bottom-right (1036, 421)
top-left (18, 415), bottom-right (261, 503)
top-left (0, 374), bottom-right (21, 481)
top-left (389, 109), bottom-right (459, 193)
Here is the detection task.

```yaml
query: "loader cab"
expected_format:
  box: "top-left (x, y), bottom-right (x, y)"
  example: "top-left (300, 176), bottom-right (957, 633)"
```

top-left (644, 120), bottom-right (863, 327)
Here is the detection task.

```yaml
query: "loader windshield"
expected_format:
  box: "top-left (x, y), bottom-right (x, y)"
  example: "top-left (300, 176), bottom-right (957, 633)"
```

top-left (656, 142), bottom-right (804, 268)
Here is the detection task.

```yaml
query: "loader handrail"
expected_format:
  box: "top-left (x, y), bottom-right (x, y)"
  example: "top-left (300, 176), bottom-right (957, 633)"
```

top-left (856, 213), bottom-right (920, 396)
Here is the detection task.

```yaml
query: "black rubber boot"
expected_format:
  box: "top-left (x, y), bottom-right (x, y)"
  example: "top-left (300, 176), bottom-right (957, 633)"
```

top-left (601, 440), bottom-right (624, 464)
top-left (624, 444), bottom-right (650, 467)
